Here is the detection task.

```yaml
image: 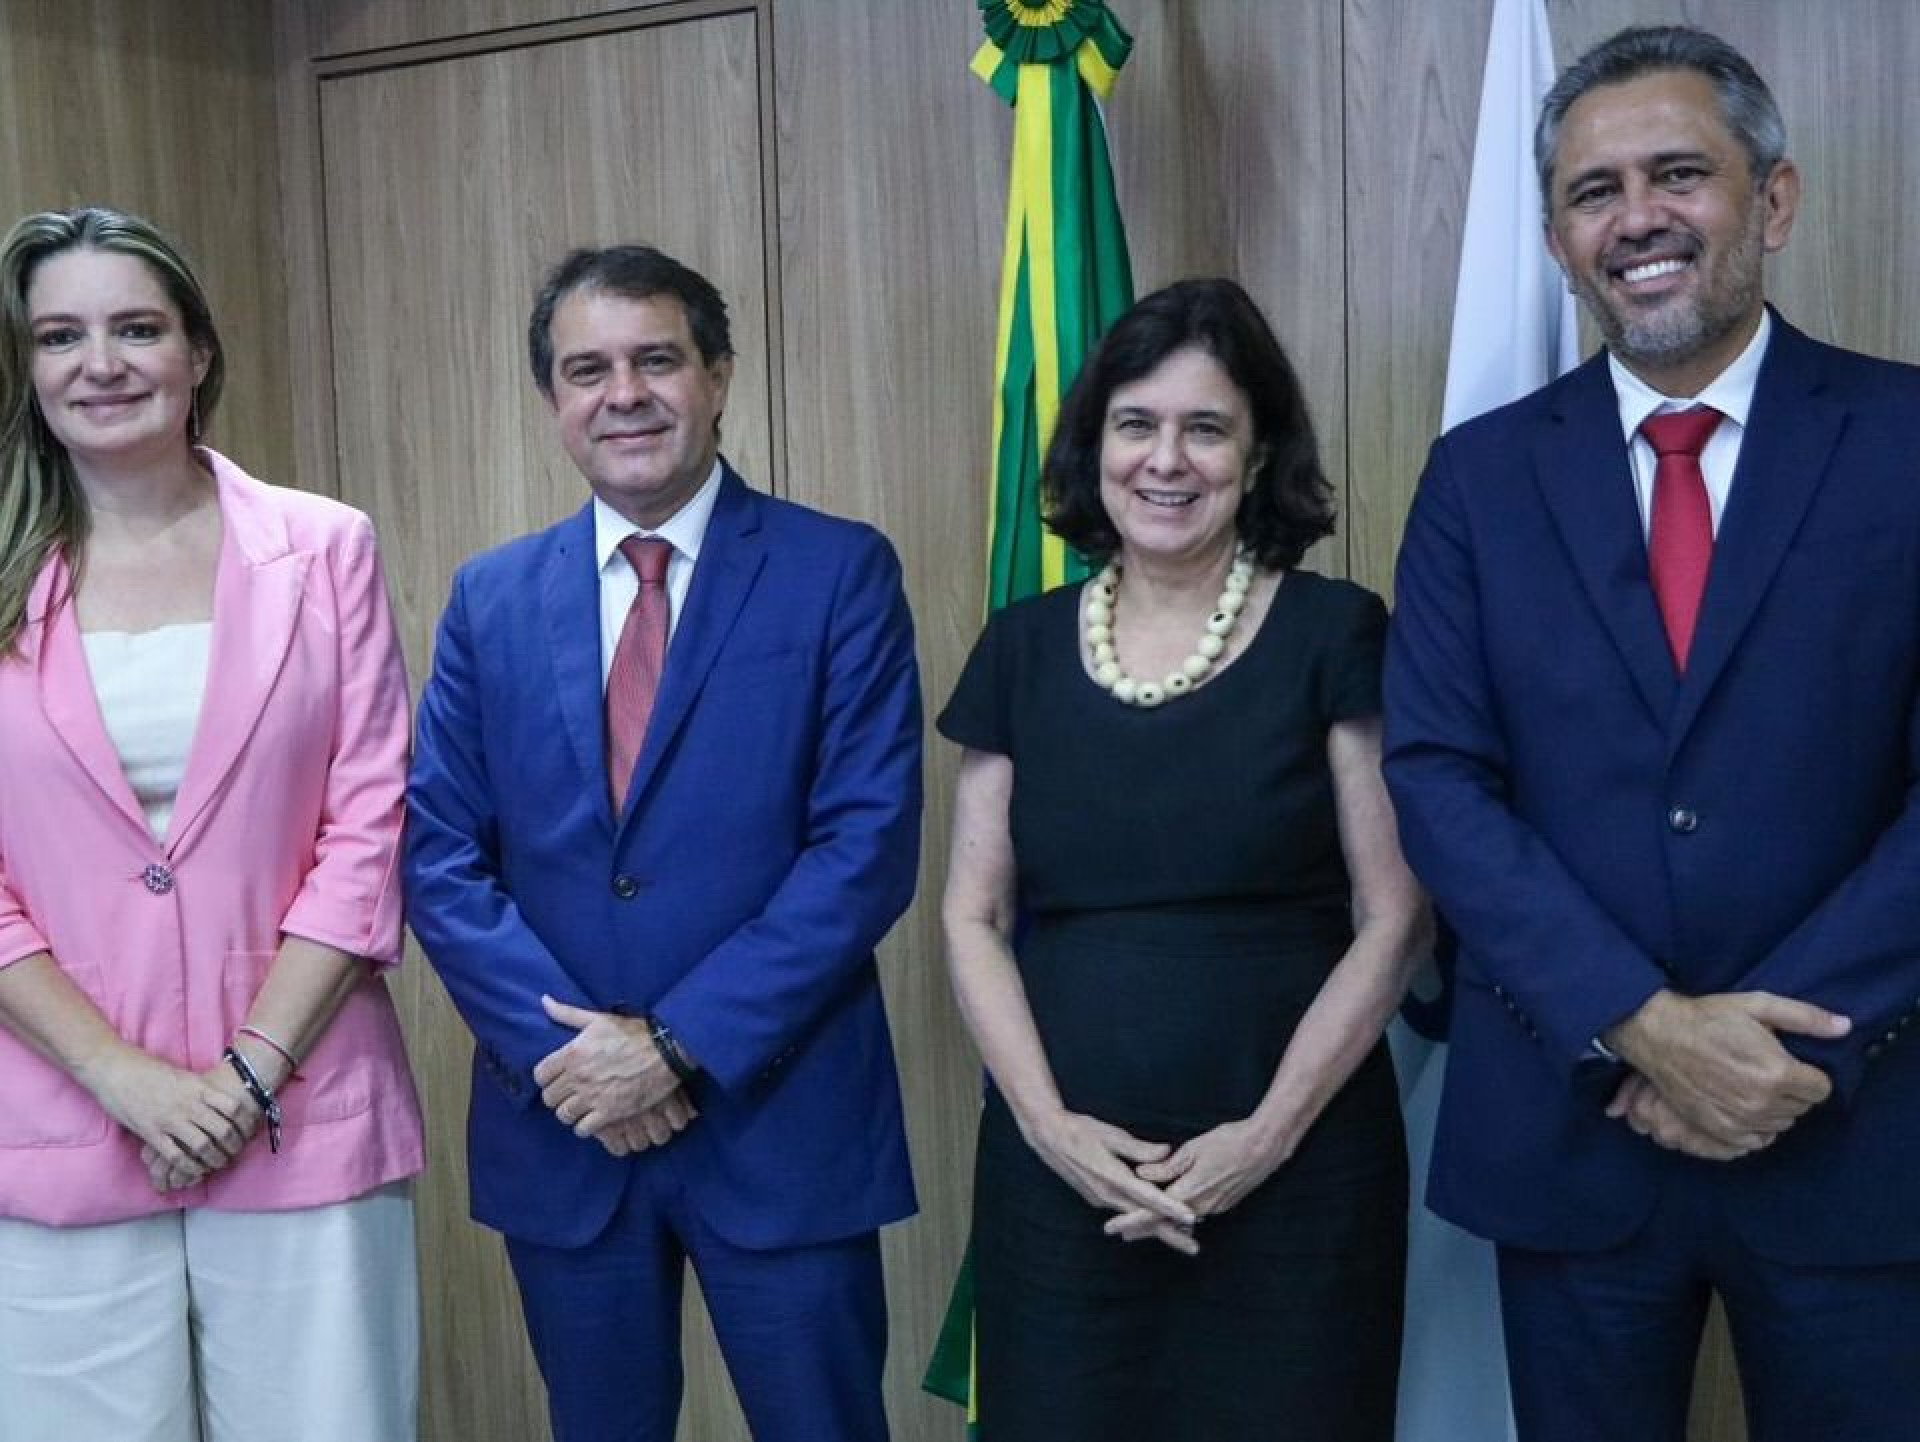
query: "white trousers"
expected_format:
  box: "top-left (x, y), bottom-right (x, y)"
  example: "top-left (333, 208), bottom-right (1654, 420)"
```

top-left (0, 1184), bottom-right (418, 1442)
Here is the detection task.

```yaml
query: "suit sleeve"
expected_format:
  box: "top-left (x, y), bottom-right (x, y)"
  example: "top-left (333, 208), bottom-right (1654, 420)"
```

top-left (1383, 438), bottom-right (1669, 1081)
top-left (404, 566), bottom-right (581, 1094)
top-left (651, 529), bottom-right (923, 1095)
top-left (1733, 692), bottom-right (1920, 1101)
top-left (277, 513), bottom-right (412, 965)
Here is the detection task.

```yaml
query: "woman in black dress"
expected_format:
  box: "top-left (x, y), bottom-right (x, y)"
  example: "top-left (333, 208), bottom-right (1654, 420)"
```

top-left (941, 278), bottom-right (1429, 1440)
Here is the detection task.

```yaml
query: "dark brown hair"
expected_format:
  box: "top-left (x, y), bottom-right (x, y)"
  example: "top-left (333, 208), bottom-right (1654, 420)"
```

top-left (1042, 277), bottom-right (1334, 570)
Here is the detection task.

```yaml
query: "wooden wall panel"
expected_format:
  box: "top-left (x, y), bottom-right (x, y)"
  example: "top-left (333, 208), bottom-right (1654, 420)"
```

top-left (0, 0), bottom-right (291, 487)
top-left (1342, 0), bottom-right (1490, 598)
top-left (313, 12), bottom-right (771, 1439)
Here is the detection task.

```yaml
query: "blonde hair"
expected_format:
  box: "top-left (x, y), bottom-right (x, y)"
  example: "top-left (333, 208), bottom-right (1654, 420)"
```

top-left (0, 207), bottom-right (226, 653)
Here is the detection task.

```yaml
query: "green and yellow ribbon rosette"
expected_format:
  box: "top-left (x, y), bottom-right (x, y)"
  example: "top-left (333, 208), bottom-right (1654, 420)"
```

top-left (971, 0), bottom-right (1135, 608)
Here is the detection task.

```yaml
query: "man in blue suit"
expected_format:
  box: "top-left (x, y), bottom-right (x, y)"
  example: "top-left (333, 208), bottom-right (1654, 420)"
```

top-left (1385, 26), bottom-right (1920, 1442)
top-left (405, 245), bottom-right (920, 1442)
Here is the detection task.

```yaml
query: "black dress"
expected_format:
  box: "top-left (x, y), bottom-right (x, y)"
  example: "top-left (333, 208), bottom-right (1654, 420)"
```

top-left (939, 571), bottom-right (1407, 1442)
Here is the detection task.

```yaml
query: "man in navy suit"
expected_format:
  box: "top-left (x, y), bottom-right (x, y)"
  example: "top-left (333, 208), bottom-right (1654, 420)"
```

top-left (405, 245), bottom-right (920, 1442)
top-left (1385, 26), bottom-right (1920, 1442)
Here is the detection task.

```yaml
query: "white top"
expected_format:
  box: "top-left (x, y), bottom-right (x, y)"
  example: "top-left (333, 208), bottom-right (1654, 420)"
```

top-left (1608, 309), bottom-right (1772, 539)
top-left (80, 621), bottom-right (213, 841)
top-left (593, 460), bottom-right (723, 686)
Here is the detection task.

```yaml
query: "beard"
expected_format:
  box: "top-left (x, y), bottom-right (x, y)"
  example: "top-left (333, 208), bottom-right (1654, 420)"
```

top-left (1571, 206), bottom-right (1766, 378)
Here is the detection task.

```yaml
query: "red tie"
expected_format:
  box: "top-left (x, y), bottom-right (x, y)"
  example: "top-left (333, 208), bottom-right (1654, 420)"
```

top-left (1642, 407), bottom-right (1722, 671)
top-left (606, 535), bottom-right (672, 808)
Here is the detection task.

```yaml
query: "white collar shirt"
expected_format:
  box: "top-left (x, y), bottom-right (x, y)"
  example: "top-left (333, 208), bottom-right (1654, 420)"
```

top-left (1609, 309), bottom-right (1771, 540)
top-left (593, 460), bottom-right (723, 686)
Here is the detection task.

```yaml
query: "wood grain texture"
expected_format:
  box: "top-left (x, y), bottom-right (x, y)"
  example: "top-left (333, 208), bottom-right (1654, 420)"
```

top-left (0, 0), bottom-right (291, 489)
top-left (1342, 0), bottom-right (1492, 599)
top-left (313, 11), bottom-right (770, 1439)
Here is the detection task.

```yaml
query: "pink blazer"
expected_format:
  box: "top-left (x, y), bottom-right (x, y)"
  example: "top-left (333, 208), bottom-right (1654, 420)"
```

top-left (0, 452), bottom-right (424, 1225)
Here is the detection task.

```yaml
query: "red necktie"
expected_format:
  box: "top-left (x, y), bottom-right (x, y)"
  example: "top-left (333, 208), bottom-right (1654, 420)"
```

top-left (606, 535), bottom-right (672, 808)
top-left (1642, 407), bottom-right (1722, 671)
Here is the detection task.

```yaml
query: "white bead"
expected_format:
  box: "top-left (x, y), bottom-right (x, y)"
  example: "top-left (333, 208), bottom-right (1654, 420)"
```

top-left (1087, 623), bottom-right (1112, 646)
top-left (1164, 672), bottom-right (1193, 695)
top-left (1095, 660), bottom-right (1123, 685)
top-left (1217, 589), bottom-right (1246, 616)
top-left (1093, 641), bottom-right (1116, 664)
top-left (1111, 677), bottom-right (1138, 704)
top-left (1225, 567), bottom-right (1252, 594)
top-left (1182, 653), bottom-right (1213, 679)
top-left (1134, 682), bottom-right (1165, 707)
top-left (1206, 611), bottom-right (1235, 636)
top-left (1197, 634), bottom-right (1226, 659)
top-left (1085, 599), bottom-right (1113, 627)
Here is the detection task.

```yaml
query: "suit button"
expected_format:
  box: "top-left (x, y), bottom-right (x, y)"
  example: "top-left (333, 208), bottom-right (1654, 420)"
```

top-left (1667, 806), bottom-right (1699, 834)
top-left (142, 862), bottom-right (174, 895)
top-left (611, 874), bottom-right (639, 899)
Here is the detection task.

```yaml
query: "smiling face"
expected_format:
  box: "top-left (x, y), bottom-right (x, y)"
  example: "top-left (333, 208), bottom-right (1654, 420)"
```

top-left (1098, 345), bottom-right (1259, 571)
top-left (27, 246), bottom-right (208, 475)
top-left (545, 287), bottom-right (733, 528)
top-left (1545, 67), bottom-right (1798, 396)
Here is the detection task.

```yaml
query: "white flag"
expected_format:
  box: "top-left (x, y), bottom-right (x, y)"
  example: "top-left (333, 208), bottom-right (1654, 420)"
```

top-left (1395, 1), bottom-right (1576, 1438)
top-left (1440, 0), bottom-right (1580, 432)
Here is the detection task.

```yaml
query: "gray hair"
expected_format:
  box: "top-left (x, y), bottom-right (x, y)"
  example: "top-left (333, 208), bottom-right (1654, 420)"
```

top-left (1535, 26), bottom-right (1786, 208)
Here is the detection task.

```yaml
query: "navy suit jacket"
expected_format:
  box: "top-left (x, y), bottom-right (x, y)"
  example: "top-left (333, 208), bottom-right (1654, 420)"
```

top-left (1384, 315), bottom-right (1920, 1264)
top-left (405, 464), bottom-right (921, 1250)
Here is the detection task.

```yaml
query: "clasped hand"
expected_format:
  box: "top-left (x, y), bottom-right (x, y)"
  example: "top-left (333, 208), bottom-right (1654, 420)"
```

top-left (84, 1047), bottom-right (263, 1193)
top-left (1027, 1108), bottom-right (1290, 1256)
top-left (1605, 990), bottom-right (1849, 1160)
top-left (534, 995), bottom-right (697, 1156)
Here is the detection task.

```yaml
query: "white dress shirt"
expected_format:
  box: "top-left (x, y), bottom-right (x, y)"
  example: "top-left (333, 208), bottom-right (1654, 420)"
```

top-left (593, 461), bottom-right (723, 686)
top-left (1609, 309), bottom-right (1772, 539)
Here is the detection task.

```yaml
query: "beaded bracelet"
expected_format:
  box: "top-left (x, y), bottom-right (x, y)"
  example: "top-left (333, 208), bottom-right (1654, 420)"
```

top-left (224, 1046), bottom-right (284, 1154)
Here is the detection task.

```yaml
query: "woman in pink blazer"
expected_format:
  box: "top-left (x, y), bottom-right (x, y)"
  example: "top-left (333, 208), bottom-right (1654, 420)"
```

top-left (0, 207), bottom-right (424, 1441)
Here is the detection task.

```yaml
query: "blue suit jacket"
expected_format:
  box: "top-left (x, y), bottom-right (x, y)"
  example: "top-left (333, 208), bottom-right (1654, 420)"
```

top-left (405, 465), bottom-right (921, 1250)
top-left (1384, 316), bottom-right (1920, 1264)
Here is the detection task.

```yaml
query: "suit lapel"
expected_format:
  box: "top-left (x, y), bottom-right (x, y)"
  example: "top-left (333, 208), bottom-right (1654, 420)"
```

top-left (29, 553), bottom-right (151, 837)
top-left (168, 460), bottom-right (307, 852)
top-left (1533, 356), bottom-right (1677, 726)
top-left (539, 504), bottom-right (615, 825)
top-left (1669, 319), bottom-right (1844, 747)
top-left (618, 466), bottom-right (766, 824)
